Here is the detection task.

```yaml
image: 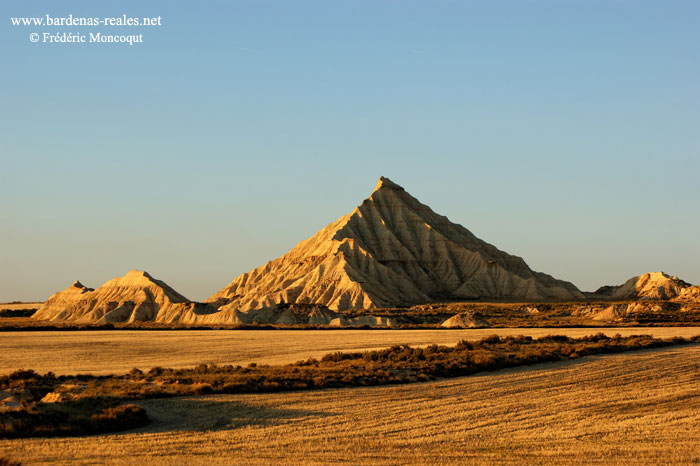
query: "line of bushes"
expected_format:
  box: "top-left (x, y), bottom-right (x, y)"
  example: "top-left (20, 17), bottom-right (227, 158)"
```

top-left (1, 333), bottom-right (698, 438)
top-left (0, 399), bottom-right (148, 439)
top-left (0, 309), bottom-right (36, 318)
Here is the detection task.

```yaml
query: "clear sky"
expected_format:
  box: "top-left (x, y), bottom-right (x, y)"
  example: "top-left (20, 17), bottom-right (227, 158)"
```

top-left (1, 0), bottom-right (698, 302)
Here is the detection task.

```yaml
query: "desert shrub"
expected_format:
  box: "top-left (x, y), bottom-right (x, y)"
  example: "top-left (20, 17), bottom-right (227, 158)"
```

top-left (127, 368), bottom-right (145, 379)
top-left (0, 398), bottom-right (149, 438)
top-left (321, 351), bottom-right (362, 363)
top-left (148, 367), bottom-right (166, 376)
top-left (480, 335), bottom-right (501, 345)
top-left (88, 404), bottom-right (149, 433)
top-left (501, 335), bottom-right (533, 345)
top-left (0, 370), bottom-right (59, 403)
top-left (454, 340), bottom-right (473, 350)
top-left (541, 335), bottom-right (572, 343)
top-left (0, 308), bottom-right (36, 318)
top-left (0, 457), bottom-right (21, 466)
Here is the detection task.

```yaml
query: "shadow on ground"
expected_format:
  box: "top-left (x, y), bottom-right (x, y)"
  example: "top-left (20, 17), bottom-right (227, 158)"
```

top-left (118, 344), bottom-right (697, 435)
top-left (123, 396), bottom-right (334, 434)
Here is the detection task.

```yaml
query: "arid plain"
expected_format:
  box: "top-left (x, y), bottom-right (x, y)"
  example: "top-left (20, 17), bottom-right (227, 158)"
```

top-left (3, 178), bottom-right (700, 464)
top-left (2, 343), bottom-right (699, 465)
top-left (2, 328), bottom-right (700, 375)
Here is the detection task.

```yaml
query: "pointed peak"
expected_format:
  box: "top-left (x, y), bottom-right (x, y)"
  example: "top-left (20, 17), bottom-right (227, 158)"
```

top-left (111, 270), bottom-right (158, 287)
top-left (637, 271), bottom-right (690, 286)
top-left (636, 271), bottom-right (676, 283)
top-left (69, 269), bottom-right (186, 301)
top-left (63, 280), bottom-right (92, 294)
top-left (124, 270), bottom-right (153, 279)
top-left (372, 176), bottom-right (404, 194)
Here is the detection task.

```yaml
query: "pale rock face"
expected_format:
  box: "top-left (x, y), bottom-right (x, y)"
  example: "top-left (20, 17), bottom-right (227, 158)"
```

top-left (328, 316), bottom-right (397, 327)
top-left (441, 312), bottom-right (491, 328)
top-left (208, 176), bottom-right (584, 311)
top-left (600, 272), bottom-right (693, 300)
top-left (592, 306), bottom-right (624, 322)
top-left (587, 301), bottom-right (666, 322)
top-left (570, 304), bottom-right (606, 318)
top-left (674, 285), bottom-right (700, 303)
top-left (219, 304), bottom-right (347, 326)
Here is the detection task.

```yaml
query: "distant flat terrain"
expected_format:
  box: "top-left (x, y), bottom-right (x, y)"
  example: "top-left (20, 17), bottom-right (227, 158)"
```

top-left (0, 302), bottom-right (41, 311)
top-left (2, 327), bottom-right (700, 375)
top-left (2, 344), bottom-right (699, 464)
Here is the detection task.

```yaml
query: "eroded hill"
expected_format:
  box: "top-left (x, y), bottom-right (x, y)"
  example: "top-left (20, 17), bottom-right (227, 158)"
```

top-left (207, 177), bottom-right (584, 312)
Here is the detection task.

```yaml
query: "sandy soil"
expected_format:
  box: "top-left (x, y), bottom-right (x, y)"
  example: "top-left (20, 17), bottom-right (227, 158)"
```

top-left (2, 344), bottom-right (699, 464)
top-left (2, 327), bottom-right (700, 376)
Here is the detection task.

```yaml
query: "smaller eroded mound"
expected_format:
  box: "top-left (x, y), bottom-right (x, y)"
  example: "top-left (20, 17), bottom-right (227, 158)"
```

top-left (595, 272), bottom-right (693, 300)
top-left (32, 270), bottom-right (198, 323)
top-left (574, 302), bottom-right (671, 322)
top-left (33, 275), bottom-right (397, 326)
top-left (441, 312), bottom-right (491, 328)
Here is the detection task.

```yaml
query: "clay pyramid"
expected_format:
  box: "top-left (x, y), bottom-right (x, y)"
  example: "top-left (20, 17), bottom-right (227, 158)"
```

top-left (207, 176), bottom-right (583, 311)
top-left (32, 271), bottom-right (358, 325)
top-left (33, 270), bottom-right (199, 323)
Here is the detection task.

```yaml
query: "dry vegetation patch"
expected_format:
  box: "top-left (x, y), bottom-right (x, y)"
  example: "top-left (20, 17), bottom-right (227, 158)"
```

top-left (3, 344), bottom-right (700, 464)
top-left (2, 333), bottom-right (698, 440)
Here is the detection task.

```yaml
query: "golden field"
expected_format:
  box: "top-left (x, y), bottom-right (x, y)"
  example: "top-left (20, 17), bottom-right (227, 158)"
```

top-left (2, 343), bottom-right (699, 464)
top-left (2, 327), bottom-right (700, 375)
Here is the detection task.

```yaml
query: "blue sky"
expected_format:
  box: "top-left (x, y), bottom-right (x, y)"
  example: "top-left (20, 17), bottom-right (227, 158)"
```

top-left (2, 0), bottom-right (698, 301)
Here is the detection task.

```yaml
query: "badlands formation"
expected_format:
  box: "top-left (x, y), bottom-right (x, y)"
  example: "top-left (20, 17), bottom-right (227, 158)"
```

top-left (571, 272), bottom-right (700, 322)
top-left (33, 271), bottom-right (207, 324)
top-left (207, 176), bottom-right (583, 312)
top-left (31, 178), bottom-right (698, 326)
top-left (33, 271), bottom-right (357, 326)
top-left (594, 271), bottom-right (696, 301)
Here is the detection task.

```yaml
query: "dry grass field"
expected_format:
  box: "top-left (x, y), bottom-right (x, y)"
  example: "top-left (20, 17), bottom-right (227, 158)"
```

top-left (2, 344), bottom-right (699, 465)
top-left (2, 327), bottom-right (700, 375)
